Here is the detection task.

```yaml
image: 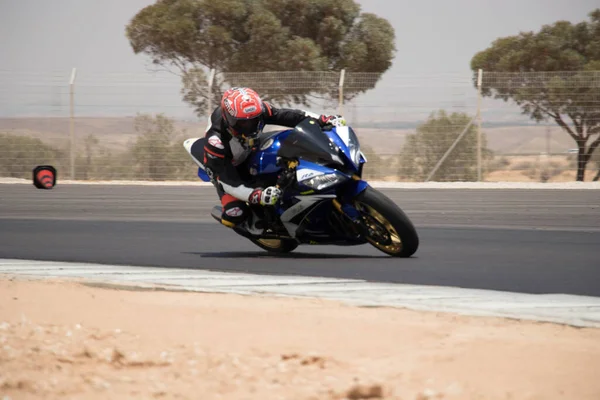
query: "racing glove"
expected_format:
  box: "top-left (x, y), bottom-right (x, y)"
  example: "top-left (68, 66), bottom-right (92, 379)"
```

top-left (318, 114), bottom-right (347, 128)
top-left (249, 186), bottom-right (281, 206)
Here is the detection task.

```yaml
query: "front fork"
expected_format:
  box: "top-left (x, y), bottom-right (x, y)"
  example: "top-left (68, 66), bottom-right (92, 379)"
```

top-left (332, 178), bottom-right (369, 236)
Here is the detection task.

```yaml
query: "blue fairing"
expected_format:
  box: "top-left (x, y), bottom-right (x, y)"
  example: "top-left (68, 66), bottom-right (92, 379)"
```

top-left (329, 126), bottom-right (367, 171)
top-left (250, 126), bottom-right (366, 176)
top-left (197, 167), bottom-right (211, 182)
top-left (280, 160), bottom-right (370, 207)
top-left (192, 124), bottom-right (364, 185)
top-left (323, 128), bottom-right (360, 173)
top-left (250, 129), bottom-right (293, 175)
top-left (247, 127), bottom-right (369, 199)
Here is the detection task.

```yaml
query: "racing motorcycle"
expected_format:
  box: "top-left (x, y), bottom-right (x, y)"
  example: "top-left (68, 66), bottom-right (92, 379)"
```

top-left (183, 118), bottom-right (419, 257)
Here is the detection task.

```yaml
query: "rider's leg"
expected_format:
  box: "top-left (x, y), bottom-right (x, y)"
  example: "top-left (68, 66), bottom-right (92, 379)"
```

top-left (220, 194), bottom-right (250, 227)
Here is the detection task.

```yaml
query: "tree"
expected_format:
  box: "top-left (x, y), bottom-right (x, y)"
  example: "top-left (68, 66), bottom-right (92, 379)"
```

top-left (77, 134), bottom-right (99, 180)
top-left (130, 113), bottom-right (191, 180)
top-left (591, 147), bottom-right (600, 181)
top-left (471, 9), bottom-right (600, 181)
top-left (399, 111), bottom-right (491, 182)
top-left (359, 144), bottom-right (386, 180)
top-left (126, 0), bottom-right (395, 114)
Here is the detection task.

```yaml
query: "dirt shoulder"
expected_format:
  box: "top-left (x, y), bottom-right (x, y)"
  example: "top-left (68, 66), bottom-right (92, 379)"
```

top-left (1, 278), bottom-right (599, 400)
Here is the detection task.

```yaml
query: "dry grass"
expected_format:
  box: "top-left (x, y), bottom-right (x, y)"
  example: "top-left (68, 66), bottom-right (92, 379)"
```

top-left (1, 117), bottom-right (598, 182)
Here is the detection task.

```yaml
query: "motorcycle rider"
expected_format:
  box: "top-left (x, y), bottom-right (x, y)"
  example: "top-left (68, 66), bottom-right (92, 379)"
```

top-left (202, 87), bottom-right (345, 228)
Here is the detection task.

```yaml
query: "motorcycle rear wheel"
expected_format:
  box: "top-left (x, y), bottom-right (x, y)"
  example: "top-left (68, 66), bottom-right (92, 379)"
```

top-left (354, 187), bottom-right (419, 257)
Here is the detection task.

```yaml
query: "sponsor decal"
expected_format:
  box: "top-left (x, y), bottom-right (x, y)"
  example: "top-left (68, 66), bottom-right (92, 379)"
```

top-left (250, 190), bottom-right (262, 204)
top-left (224, 99), bottom-right (235, 116)
top-left (208, 136), bottom-right (224, 149)
top-left (297, 169), bottom-right (322, 181)
top-left (243, 106), bottom-right (257, 114)
top-left (225, 207), bottom-right (244, 217)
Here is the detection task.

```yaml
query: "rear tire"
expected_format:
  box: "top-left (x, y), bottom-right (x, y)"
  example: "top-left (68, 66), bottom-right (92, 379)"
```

top-left (249, 238), bottom-right (298, 254)
top-left (354, 187), bottom-right (419, 257)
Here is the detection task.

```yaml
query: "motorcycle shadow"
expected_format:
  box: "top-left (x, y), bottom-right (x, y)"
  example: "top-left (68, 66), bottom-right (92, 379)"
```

top-left (185, 251), bottom-right (390, 259)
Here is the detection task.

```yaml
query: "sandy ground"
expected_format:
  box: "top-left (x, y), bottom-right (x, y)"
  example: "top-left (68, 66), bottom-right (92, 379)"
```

top-left (1, 278), bottom-right (599, 400)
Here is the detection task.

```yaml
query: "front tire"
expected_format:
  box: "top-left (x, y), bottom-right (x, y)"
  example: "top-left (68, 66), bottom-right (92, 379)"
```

top-left (249, 238), bottom-right (299, 254)
top-left (354, 187), bottom-right (419, 257)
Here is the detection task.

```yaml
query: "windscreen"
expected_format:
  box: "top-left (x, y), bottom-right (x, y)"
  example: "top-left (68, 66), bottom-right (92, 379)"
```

top-left (277, 119), bottom-right (343, 167)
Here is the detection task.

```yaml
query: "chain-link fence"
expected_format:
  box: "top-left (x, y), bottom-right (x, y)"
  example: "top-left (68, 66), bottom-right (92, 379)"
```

top-left (1, 69), bottom-right (599, 182)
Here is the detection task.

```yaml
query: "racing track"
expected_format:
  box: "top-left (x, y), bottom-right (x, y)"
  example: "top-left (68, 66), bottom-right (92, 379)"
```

top-left (0, 184), bottom-right (599, 296)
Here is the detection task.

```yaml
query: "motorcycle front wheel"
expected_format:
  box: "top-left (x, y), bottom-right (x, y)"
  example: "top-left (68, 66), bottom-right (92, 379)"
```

top-left (354, 187), bottom-right (419, 257)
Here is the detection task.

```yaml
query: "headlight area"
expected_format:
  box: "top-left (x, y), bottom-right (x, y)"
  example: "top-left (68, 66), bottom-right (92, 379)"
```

top-left (347, 127), bottom-right (362, 167)
top-left (348, 144), bottom-right (361, 166)
top-left (301, 173), bottom-right (349, 191)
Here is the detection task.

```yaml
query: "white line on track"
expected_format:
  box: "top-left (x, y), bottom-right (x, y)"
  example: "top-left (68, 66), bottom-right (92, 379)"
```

top-left (2, 259), bottom-right (599, 328)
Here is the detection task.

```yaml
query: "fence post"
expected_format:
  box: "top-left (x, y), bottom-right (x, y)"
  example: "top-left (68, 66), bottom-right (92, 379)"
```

top-left (206, 68), bottom-right (216, 117)
top-left (425, 117), bottom-right (477, 182)
top-left (69, 68), bottom-right (77, 180)
top-left (338, 69), bottom-right (346, 115)
top-left (476, 68), bottom-right (483, 182)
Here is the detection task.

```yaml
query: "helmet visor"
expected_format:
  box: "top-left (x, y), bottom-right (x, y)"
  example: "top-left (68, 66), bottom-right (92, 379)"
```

top-left (233, 118), bottom-right (261, 137)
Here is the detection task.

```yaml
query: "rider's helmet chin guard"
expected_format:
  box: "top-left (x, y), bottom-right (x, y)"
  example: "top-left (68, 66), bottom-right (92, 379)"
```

top-left (221, 87), bottom-right (265, 146)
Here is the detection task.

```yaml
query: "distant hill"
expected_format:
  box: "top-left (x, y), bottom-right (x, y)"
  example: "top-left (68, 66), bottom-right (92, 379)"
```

top-left (0, 117), bottom-right (203, 152)
top-left (0, 117), bottom-right (577, 156)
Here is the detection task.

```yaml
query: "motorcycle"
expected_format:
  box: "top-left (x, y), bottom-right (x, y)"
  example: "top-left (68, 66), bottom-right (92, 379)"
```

top-left (183, 118), bottom-right (419, 257)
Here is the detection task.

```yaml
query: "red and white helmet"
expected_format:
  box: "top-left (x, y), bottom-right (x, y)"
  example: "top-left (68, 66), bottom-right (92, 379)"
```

top-left (221, 87), bottom-right (265, 138)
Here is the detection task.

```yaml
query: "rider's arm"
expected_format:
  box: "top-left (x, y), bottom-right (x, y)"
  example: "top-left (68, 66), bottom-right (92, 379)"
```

top-left (218, 163), bottom-right (260, 202)
top-left (263, 102), bottom-right (319, 128)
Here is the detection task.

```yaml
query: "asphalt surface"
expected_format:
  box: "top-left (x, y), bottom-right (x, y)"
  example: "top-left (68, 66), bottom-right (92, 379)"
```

top-left (1, 184), bottom-right (599, 296)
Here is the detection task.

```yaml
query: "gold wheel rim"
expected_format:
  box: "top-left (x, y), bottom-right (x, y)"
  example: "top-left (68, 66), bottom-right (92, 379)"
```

top-left (355, 202), bottom-right (403, 254)
top-left (257, 239), bottom-right (283, 249)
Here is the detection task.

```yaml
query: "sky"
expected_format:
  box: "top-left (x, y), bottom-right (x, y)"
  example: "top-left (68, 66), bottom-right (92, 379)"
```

top-left (0, 0), bottom-right (597, 121)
